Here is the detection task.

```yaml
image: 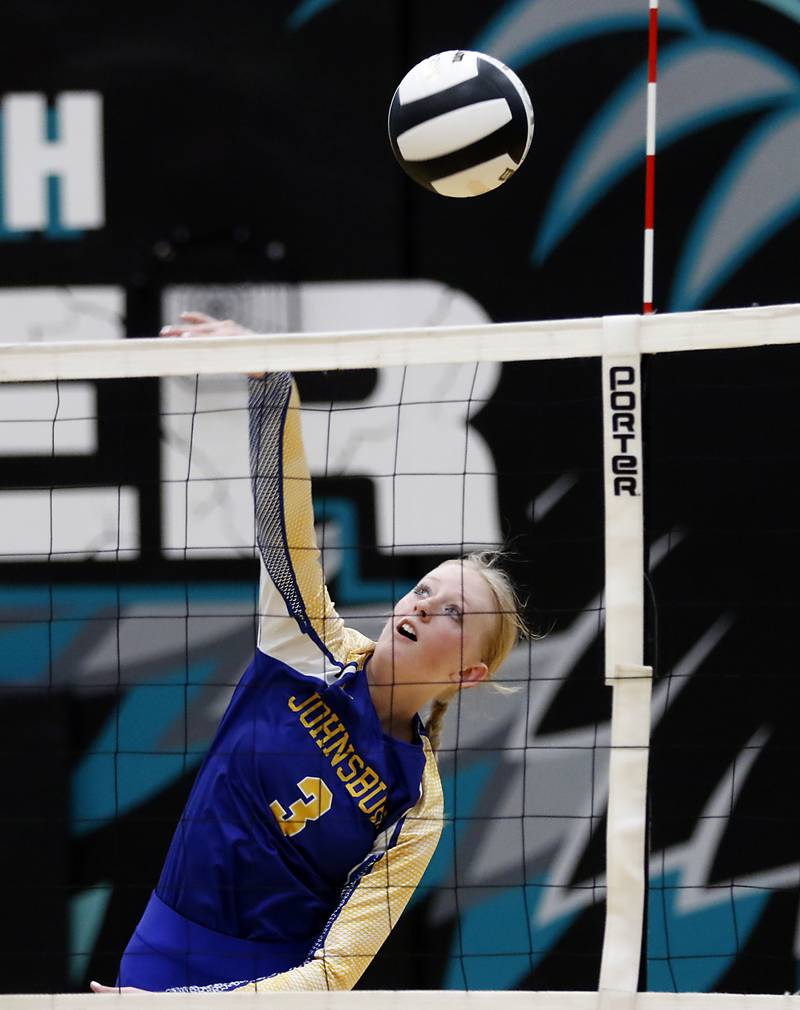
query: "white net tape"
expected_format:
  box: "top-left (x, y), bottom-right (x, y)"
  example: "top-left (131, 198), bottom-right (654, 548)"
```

top-left (1, 989), bottom-right (799, 1008)
top-left (1, 303), bottom-right (799, 382)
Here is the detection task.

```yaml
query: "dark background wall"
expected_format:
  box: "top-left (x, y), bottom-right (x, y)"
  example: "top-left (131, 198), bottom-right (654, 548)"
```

top-left (1, 0), bottom-right (798, 994)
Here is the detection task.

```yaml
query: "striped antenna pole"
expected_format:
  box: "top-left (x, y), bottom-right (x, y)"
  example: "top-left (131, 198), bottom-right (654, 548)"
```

top-left (643, 0), bottom-right (659, 314)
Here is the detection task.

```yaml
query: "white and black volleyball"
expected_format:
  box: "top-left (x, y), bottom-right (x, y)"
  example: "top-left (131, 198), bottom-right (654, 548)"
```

top-left (388, 50), bottom-right (534, 198)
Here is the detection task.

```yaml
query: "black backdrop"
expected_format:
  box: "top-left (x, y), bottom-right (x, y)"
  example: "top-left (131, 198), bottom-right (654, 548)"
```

top-left (1, 0), bottom-right (799, 994)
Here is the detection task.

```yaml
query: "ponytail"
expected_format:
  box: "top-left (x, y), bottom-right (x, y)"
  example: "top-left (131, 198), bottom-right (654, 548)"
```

top-left (426, 695), bottom-right (453, 752)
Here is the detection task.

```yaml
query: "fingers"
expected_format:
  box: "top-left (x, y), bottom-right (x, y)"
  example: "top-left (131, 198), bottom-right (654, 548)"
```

top-left (159, 312), bottom-right (254, 339)
top-left (90, 981), bottom-right (142, 993)
top-left (159, 310), bottom-right (214, 335)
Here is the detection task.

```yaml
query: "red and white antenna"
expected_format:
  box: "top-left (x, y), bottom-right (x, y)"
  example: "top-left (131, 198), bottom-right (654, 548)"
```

top-left (643, 0), bottom-right (659, 314)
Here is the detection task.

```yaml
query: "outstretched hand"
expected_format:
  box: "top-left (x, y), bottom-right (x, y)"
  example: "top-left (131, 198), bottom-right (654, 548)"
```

top-left (159, 310), bottom-right (264, 377)
top-left (90, 980), bottom-right (145, 993)
top-left (160, 311), bottom-right (254, 338)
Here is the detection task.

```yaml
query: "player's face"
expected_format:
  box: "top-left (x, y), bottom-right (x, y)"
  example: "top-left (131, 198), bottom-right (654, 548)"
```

top-left (376, 562), bottom-right (497, 693)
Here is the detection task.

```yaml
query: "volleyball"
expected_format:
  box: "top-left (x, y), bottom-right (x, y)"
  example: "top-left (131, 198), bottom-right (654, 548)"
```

top-left (388, 50), bottom-right (534, 198)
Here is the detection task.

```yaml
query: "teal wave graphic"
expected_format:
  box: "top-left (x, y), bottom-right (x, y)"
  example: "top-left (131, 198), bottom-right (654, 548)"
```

top-left (287, 0), bottom-right (342, 30)
top-left (670, 103), bottom-right (800, 308)
top-left (648, 868), bottom-right (770, 990)
top-left (750, 0), bottom-right (800, 24)
top-left (473, 0), bottom-right (800, 309)
top-left (474, 0), bottom-right (701, 70)
top-left (534, 33), bottom-right (800, 263)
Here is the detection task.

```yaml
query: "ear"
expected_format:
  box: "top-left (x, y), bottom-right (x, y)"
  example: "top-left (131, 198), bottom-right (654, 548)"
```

top-left (458, 662), bottom-right (489, 688)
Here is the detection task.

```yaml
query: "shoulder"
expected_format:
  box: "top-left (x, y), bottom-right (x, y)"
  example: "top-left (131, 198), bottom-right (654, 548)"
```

top-left (401, 736), bottom-right (444, 844)
top-left (420, 737), bottom-right (443, 811)
top-left (342, 626), bottom-right (375, 669)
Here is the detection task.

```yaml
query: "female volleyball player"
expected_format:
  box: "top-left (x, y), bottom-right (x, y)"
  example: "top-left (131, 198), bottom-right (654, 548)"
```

top-left (91, 312), bottom-right (524, 994)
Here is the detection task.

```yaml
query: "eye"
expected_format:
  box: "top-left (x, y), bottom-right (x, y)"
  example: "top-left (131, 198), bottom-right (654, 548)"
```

top-left (444, 603), bottom-right (462, 623)
top-left (414, 583), bottom-right (430, 598)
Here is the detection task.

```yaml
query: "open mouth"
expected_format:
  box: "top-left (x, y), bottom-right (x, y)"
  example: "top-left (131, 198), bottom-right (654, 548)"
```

top-left (396, 620), bottom-right (417, 642)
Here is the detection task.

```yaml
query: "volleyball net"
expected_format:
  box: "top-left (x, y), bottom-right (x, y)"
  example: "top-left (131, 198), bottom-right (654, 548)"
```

top-left (1, 301), bottom-right (799, 1008)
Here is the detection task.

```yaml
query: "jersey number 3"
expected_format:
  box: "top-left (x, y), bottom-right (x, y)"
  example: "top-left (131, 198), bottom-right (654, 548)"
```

top-left (270, 776), bottom-right (333, 838)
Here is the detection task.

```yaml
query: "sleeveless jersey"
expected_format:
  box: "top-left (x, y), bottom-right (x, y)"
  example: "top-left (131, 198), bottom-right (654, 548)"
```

top-left (118, 373), bottom-right (443, 992)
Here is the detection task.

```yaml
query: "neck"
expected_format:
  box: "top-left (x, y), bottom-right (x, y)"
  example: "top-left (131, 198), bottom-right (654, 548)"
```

top-left (367, 681), bottom-right (419, 743)
top-left (366, 648), bottom-right (429, 743)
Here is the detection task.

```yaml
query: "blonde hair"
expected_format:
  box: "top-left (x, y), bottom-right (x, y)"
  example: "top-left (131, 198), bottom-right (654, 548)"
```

top-left (425, 551), bottom-right (528, 751)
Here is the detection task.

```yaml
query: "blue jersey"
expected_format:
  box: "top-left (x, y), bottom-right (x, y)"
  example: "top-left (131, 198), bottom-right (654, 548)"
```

top-left (119, 374), bottom-right (443, 992)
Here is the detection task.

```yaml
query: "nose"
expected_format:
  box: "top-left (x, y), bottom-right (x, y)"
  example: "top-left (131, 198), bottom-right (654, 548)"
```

top-left (414, 600), bottom-right (431, 621)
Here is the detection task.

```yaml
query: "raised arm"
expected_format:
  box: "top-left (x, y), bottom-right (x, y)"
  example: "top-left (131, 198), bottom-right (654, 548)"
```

top-left (160, 312), bottom-right (371, 677)
top-left (248, 370), bottom-right (371, 676)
